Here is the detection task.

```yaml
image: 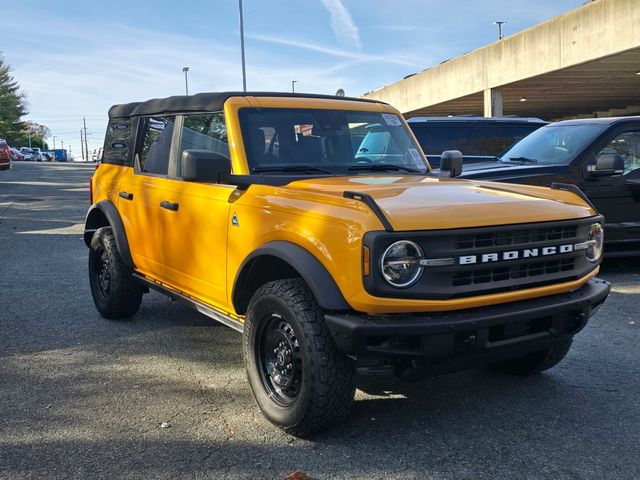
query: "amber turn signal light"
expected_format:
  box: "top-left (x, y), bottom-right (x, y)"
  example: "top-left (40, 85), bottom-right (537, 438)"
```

top-left (362, 246), bottom-right (370, 276)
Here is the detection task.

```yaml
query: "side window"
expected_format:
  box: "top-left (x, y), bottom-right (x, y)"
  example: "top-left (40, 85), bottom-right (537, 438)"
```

top-left (597, 130), bottom-right (640, 175)
top-left (412, 125), bottom-right (474, 155)
top-left (137, 116), bottom-right (176, 175)
top-left (178, 113), bottom-right (229, 175)
top-left (103, 118), bottom-right (133, 166)
top-left (482, 126), bottom-right (540, 157)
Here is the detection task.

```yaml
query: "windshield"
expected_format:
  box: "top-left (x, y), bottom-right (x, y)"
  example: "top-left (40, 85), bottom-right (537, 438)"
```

top-left (500, 123), bottom-right (606, 165)
top-left (239, 108), bottom-right (428, 174)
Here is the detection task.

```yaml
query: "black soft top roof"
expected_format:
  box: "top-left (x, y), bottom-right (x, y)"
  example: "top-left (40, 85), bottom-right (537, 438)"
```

top-left (108, 91), bottom-right (383, 119)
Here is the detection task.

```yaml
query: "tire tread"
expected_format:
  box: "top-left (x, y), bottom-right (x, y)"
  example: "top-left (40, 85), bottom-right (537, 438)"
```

top-left (244, 278), bottom-right (355, 436)
top-left (89, 227), bottom-right (142, 319)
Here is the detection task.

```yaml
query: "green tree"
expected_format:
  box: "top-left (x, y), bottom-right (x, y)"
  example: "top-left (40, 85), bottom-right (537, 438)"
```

top-left (0, 53), bottom-right (28, 144)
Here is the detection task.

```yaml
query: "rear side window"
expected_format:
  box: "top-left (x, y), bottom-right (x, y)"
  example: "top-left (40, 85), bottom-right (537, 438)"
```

top-left (103, 119), bottom-right (134, 166)
top-left (411, 125), bottom-right (475, 155)
top-left (482, 125), bottom-right (541, 157)
top-left (137, 116), bottom-right (176, 175)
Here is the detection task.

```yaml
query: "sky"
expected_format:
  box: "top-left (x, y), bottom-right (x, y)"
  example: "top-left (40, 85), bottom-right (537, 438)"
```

top-left (4, 0), bottom-right (584, 156)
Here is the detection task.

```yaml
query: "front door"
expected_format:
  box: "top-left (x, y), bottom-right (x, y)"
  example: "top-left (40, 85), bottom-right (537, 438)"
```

top-left (157, 112), bottom-right (233, 309)
top-left (580, 126), bottom-right (640, 247)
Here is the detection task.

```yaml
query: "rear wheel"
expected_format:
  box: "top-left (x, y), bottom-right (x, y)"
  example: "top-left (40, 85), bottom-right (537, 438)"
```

top-left (491, 339), bottom-right (573, 375)
top-left (243, 278), bottom-right (355, 436)
top-left (89, 227), bottom-right (143, 319)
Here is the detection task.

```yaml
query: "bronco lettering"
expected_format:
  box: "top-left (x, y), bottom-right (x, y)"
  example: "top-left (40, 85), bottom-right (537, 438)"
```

top-left (458, 244), bottom-right (575, 265)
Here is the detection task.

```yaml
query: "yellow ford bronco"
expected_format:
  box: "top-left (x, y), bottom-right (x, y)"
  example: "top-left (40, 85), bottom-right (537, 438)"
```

top-left (85, 92), bottom-right (609, 435)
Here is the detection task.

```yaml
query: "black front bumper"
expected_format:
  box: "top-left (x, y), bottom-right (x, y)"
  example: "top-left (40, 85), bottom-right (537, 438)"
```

top-left (325, 279), bottom-right (609, 363)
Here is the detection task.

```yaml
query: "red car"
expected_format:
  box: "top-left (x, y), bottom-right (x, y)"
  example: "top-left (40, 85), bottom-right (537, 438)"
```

top-left (0, 140), bottom-right (11, 170)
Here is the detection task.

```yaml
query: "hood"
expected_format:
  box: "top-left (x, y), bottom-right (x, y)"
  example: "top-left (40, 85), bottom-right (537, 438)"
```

top-left (285, 175), bottom-right (595, 231)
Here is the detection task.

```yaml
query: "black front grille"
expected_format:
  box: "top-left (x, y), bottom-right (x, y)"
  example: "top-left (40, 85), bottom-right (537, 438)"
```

top-left (363, 217), bottom-right (602, 300)
top-left (452, 258), bottom-right (576, 286)
top-left (454, 225), bottom-right (578, 250)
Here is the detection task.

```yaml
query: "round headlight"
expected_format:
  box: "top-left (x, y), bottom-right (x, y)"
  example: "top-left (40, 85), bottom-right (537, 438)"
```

top-left (380, 240), bottom-right (423, 288)
top-left (586, 223), bottom-right (604, 263)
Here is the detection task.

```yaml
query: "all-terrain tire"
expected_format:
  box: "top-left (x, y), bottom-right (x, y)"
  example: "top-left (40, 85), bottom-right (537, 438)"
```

top-left (89, 227), bottom-right (143, 319)
top-left (243, 278), bottom-right (355, 437)
top-left (491, 338), bottom-right (573, 375)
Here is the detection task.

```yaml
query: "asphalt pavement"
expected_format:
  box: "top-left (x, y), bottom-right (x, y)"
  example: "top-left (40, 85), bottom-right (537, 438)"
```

top-left (0, 161), bottom-right (639, 480)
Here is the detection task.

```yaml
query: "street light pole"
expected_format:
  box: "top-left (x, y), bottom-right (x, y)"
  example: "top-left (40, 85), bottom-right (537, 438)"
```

top-left (182, 66), bottom-right (189, 95)
top-left (239, 0), bottom-right (247, 92)
top-left (494, 21), bottom-right (506, 40)
top-left (291, 80), bottom-right (298, 93)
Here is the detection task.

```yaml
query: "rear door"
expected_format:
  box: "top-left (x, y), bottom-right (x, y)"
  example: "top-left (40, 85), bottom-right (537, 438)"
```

top-left (116, 115), bottom-right (180, 280)
top-left (579, 124), bottom-right (640, 245)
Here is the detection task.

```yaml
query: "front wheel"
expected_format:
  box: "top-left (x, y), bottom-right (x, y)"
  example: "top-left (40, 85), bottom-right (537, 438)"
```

top-left (491, 338), bottom-right (573, 375)
top-left (243, 278), bottom-right (356, 437)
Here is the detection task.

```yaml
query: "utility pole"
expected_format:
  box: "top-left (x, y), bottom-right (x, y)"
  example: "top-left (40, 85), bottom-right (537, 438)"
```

top-left (81, 130), bottom-right (85, 160)
top-left (182, 66), bottom-right (189, 95)
top-left (291, 80), bottom-right (298, 93)
top-left (494, 21), bottom-right (506, 40)
top-left (53, 136), bottom-right (57, 149)
top-left (61, 140), bottom-right (64, 150)
top-left (239, 0), bottom-right (247, 91)
top-left (28, 130), bottom-right (32, 148)
top-left (83, 117), bottom-right (89, 162)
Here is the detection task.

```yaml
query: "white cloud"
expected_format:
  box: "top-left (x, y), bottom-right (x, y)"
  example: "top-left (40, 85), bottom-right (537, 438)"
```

top-left (320, 0), bottom-right (361, 50)
top-left (248, 34), bottom-right (424, 68)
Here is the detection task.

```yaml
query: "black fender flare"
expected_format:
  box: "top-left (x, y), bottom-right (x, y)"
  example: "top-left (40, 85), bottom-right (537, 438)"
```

top-left (233, 241), bottom-right (350, 313)
top-left (84, 200), bottom-right (134, 268)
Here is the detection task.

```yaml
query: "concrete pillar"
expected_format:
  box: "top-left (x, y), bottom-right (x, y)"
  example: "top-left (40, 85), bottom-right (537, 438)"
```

top-left (484, 87), bottom-right (503, 117)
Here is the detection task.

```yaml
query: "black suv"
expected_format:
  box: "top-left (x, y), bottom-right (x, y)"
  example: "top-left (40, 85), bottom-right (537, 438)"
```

top-left (461, 116), bottom-right (640, 257)
top-left (408, 116), bottom-right (547, 167)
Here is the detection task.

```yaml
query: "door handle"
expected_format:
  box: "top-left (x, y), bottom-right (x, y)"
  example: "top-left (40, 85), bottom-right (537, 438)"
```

top-left (160, 200), bottom-right (179, 211)
top-left (119, 191), bottom-right (134, 200)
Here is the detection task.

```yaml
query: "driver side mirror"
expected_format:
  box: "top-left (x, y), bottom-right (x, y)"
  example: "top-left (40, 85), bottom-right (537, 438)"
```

top-left (588, 154), bottom-right (624, 177)
top-left (439, 150), bottom-right (463, 178)
top-left (181, 149), bottom-right (231, 182)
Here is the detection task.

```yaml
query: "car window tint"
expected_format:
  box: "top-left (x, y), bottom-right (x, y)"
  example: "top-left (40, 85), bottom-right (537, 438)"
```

top-left (483, 125), bottom-right (541, 157)
top-left (179, 113), bottom-right (229, 168)
top-left (137, 116), bottom-right (175, 175)
top-left (597, 130), bottom-right (640, 175)
top-left (103, 119), bottom-right (133, 166)
top-left (411, 125), bottom-right (474, 155)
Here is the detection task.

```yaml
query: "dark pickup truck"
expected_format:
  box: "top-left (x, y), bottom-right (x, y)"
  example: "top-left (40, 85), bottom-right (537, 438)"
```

top-left (460, 116), bottom-right (640, 257)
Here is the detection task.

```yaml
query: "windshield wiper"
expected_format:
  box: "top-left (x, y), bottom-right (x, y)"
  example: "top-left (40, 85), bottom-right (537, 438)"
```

top-left (504, 156), bottom-right (539, 164)
top-left (252, 165), bottom-right (334, 175)
top-left (348, 164), bottom-right (422, 173)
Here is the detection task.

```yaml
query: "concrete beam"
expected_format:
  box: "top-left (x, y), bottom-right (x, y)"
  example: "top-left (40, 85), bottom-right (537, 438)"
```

top-left (363, 0), bottom-right (640, 115)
